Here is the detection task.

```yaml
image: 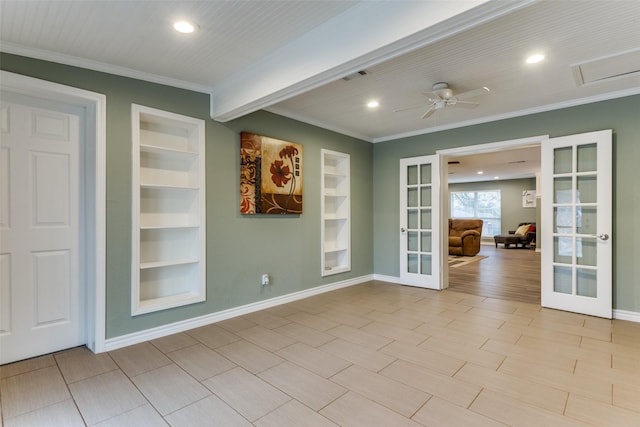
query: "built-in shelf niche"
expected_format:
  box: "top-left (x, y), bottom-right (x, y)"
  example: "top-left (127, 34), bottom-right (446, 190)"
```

top-left (321, 149), bottom-right (351, 276)
top-left (131, 104), bottom-right (206, 315)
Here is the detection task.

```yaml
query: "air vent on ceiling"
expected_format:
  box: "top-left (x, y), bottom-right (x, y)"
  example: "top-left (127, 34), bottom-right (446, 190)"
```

top-left (342, 70), bottom-right (369, 81)
top-left (572, 49), bottom-right (640, 86)
top-left (508, 160), bottom-right (526, 164)
top-left (448, 160), bottom-right (460, 165)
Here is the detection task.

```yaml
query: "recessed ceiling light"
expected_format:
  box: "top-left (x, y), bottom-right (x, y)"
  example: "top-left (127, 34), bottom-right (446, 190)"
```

top-left (494, 176), bottom-right (500, 180)
top-left (477, 171), bottom-right (484, 175)
top-left (367, 100), bottom-right (379, 108)
top-left (174, 21), bottom-right (196, 34)
top-left (526, 53), bottom-right (545, 64)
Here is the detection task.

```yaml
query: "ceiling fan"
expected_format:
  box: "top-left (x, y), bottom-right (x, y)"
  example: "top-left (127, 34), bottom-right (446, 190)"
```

top-left (395, 82), bottom-right (490, 119)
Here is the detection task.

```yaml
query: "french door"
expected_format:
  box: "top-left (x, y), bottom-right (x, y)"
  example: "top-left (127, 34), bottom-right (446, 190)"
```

top-left (541, 130), bottom-right (612, 318)
top-left (399, 155), bottom-right (441, 288)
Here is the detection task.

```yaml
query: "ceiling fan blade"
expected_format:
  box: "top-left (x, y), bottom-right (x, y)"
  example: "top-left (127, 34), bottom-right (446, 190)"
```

top-left (455, 86), bottom-right (490, 100)
top-left (421, 106), bottom-right (436, 119)
top-left (393, 103), bottom-right (426, 113)
top-left (451, 100), bottom-right (480, 109)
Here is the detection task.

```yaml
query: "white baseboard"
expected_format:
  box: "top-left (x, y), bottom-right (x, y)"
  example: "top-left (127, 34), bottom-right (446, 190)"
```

top-left (104, 275), bottom-right (373, 352)
top-left (613, 309), bottom-right (640, 323)
top-left (372, 274), bottom-right (402, 284)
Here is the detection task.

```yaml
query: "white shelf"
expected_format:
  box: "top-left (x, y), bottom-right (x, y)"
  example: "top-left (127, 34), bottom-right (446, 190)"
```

top-left (321, 149), bottom-right (351, 276)
top-left (132, 104), bottom-right (206, 315)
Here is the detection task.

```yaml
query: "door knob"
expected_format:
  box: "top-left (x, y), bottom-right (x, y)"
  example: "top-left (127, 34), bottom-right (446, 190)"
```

top-left (597, 233), bottom-right (609, 241)
top-left (400, 227), bottom-right (407, 233)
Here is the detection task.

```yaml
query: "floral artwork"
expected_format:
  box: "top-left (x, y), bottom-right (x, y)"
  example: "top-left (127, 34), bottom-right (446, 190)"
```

top-left (240, 132), bottom-right (303, 214)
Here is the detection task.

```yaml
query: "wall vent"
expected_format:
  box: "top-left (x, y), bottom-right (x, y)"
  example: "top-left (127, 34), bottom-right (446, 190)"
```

top-left (342, 70), bottom-right (370, 81)
top-left (572, 49), bottom-right (640, 86)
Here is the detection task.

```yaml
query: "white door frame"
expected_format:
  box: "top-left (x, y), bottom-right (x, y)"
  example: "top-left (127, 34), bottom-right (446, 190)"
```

top-left (1, 71), bottom-right (107, 353)
top-left (437, 134), bottom-right (549, 289)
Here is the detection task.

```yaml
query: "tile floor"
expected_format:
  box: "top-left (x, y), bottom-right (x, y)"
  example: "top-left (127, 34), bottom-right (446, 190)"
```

top-left (1, 281), bottom-right (639, 426)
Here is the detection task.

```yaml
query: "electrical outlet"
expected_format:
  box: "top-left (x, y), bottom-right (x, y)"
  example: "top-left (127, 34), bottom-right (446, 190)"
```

top-left (261, 274), bottom-right (270, 286)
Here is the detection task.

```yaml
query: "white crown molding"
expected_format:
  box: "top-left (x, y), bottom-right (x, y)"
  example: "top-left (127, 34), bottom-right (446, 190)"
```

top-left (1, 42), bottom-right (212, 94)
top-left (373, 87), bottom-right (640, 143)
top-left (104, 275), bottom-right (373, 352)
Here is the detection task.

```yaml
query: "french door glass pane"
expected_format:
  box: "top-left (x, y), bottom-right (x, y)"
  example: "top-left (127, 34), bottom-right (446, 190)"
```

top-left (554, 177), bottom-right (573, 203)
top-left (407, 165), bottom-right (418, 185)
top-left (577, 175), bottom-right (597, 203)
top-left (420, 187), bottom-right (432, 207)
top-left (577, 268), bottom-right (597, 297)
top-left (408, 231), bottom-right (418, 251)
top-left (577, 143), bottom-right (597, 172)
top-left (554, 266), bottom-right (572, 294)
top-left (408, 254), bottom-right (418, 273)
top-left (554, 146), bottom-right (573, 174)
top-left (554, 206), bottom-right (573, 233)
top-left (421, 231), bottom-right (432, 252)
top-left (408, 209), bottom-right (418, 229)
top-left (577, 238), bottom-right (597, 266)
top-left (579, 207), bottom-right (597, 234)
top-left (408, 188), bottom-right (418, 207)
top-left (420, 254), bottom-right (432, 275)
top-left (420, 209), bottom-right (432, 229)
top-left (420, 164), bottom-right (431, 184)
top-left (554, 236), bottom-right (573, 264)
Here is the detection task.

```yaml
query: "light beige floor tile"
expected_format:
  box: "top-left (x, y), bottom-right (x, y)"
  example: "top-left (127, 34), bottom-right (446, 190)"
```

top-left (613, 354), bottom-right (640, 374)
top-left (613, 382), bottom-right (640, 412)
top-left (468, 307), bottom-right (534, 326)
top-left (363, 310), bottom-right (425, 330)
top-left (69, 369), bottom-right (147, 425)
top-left (259, 361), bottom-right (347, 410)
top-left (54, 346), bottom-right (118, 384)
top-left (167, 343), bottom-right (235, 381)
top-left (380, 340), bottom-right (465, 376)
top-left (419, 336), bottom-right (505, 370)
top-left (454, 363), bottom-right (568, 414)
top-left (131, 364), bottom-right (211, 416)
top-left (582, 335), bottom-right (640, 360)
top-left (318, 338), bottom-right (396, 372)
top-left (529, 317), bottom-right (611, 342)
top-left (446, 319), bottom-right (522, 344)
top-left (498, 356), bottom-right (612, 403)
top-left (0, 365), bottom-right (70, 419)
top-left (565, 393), bottom-right (640, 426)
top-left (216, 340), bottom-right (284, 374)
top-left (108, 342), bottom-right (172, 377)
top-left (276, 342), bottom-right (351, 378)
top-left (254, 400), bottom-right (338, 427)
top-left (150, 332), bottom-right (198, 354)
top-left (3, 399), bottom-right (85, 427)
top-left (325, 325), bottom-right (392, 350)
top-left (0, 355), bottom-right (56, 379)
top-left (574, 360), bottom-right (640, 389)
top-left (242, 311), bottom-right (291, 329)
top-left (203, 367), bottom-right (290, 422)
top-left (470, 390), bottom-right (589, 427)
top-left (216, 316), bottom-right (258, 332)
top-left (412, 396), bottom-right (505, 427)
top-left (94, 404), bottom-right (167, 427)
top-left (164, 394), bottom-right (252, 427)
top-left (263, 303), bottom-right (301, 318)
top-left (319, 391), bottom-right (422, 427)
top-left (380, 359), bottom-right (481, 408)
top-left (330, 364), bottom-right (429, 417)
top-left (360, 321), bottom-right (428, 345)
top-left (287, 312), bottom-right (339, 331)
top-left (501, 322), bottom-right (583, 347)
top-left (516, 335), bottom-right (610, 367)
top-left (415, 322), bottom-right (489, 348)
top-left (273, 322), bottom-right (336, 347)
top-left (234, 325), bottom-right (296, 352)
top-left (317, 309), bottom-right (373, 328)
top-left (481, 338), bottom-right (577, 372)
top-left (184, 323), bottom-right (241, 349)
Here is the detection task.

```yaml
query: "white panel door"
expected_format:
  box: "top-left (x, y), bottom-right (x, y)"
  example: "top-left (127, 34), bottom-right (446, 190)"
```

top-left (541, 130), bottom-right (612, 318)
top-left (399, 155), bottom-right (441, 288)
top-left (0, 96), bottom-right (85, 364)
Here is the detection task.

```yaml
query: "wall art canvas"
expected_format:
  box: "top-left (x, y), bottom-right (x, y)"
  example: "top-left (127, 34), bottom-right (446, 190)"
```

top-left (240, 132), bottom-right (303, 214)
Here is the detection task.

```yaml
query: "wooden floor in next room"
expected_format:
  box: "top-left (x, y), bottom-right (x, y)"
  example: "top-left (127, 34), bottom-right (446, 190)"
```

top-left (448, 243), bottom-right (541, 305)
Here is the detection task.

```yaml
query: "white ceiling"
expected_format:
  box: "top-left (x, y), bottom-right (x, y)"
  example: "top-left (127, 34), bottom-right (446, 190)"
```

top-left (1, 0), bottom-right (639, 181)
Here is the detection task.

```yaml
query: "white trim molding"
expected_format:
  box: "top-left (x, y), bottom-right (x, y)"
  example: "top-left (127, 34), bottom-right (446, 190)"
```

top-left (613, 309), bottom-right (640, 323)
top-left (0, 71), bottom-right (107, 353)
top-left (105, 275), bottom-right (373, 352)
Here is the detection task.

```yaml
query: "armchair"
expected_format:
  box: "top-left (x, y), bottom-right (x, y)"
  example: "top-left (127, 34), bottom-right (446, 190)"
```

top-left (448, 219), bottom-right (483, 256)
top-left (493, 223), bottom-right (536, 249)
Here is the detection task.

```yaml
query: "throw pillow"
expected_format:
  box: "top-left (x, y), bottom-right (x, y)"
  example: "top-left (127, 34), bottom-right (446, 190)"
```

top-left (515, 224), bottom-right (531, 236)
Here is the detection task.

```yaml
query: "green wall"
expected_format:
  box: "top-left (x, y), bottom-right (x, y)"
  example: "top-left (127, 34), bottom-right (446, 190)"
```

top-left (1, 53), bottom-right (373, 338)
top-left (449, 178), bottom-right (537, 236)
top-left (373, 95), bottom-right (640, 312)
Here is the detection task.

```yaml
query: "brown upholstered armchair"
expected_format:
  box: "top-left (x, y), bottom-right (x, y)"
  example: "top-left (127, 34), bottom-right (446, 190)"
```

top-left (449, 219), bottom-right (483, 256)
